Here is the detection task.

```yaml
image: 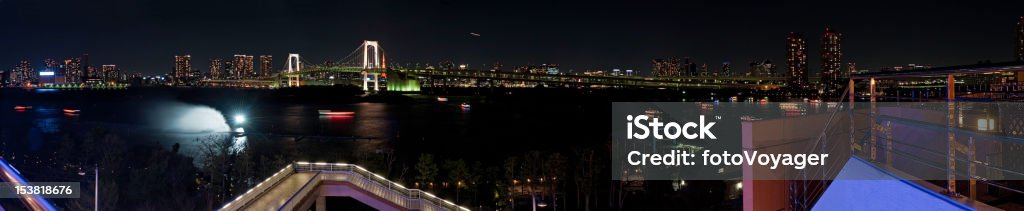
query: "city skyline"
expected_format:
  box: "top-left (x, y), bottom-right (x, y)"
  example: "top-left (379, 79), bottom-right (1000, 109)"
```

top-left (3, 1), bottom-right (1024, 75)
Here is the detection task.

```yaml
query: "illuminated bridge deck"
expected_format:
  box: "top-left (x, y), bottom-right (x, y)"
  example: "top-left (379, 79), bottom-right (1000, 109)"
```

top-left (219, 162), bottom-right (468, 211)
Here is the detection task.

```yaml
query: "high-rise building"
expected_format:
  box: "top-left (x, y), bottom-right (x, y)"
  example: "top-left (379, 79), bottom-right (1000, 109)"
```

top-left (821, 27), bottom-right (843, 95)
top-left (210, 58), bottom-right (223, 79)
top-left (0, 70), bottom-right (7, 86)
top-left (682, 57), bottom-right (698, 76)
top-left (14, 60), bottom-right (33, 84)
top-left (233, 55), bottom-right (254, 79)
top-left (87, 66), bottom-right (97, 82)
top-left (43, 58), bottom-right (58, 72)
top-left (174, 55), bottom-right (191, 85)
top-left (259, 55), bottom-right (272, 78)
top-left (1017, 16), bottom-right (1024, 62)
top-left (63, 57), bottom-right (82, 84)
top-left (786, 32), bottom-right (809, 88)
top-left (102, 64), bottom-right (119, 83)
top-left (81, 53), bottom-right (91, 81)
top-left (652, 58), bottom-right (681, 77)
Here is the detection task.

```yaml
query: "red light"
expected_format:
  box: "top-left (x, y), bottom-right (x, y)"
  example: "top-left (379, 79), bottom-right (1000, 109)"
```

top-left (322, 111), bottom-right (354, 116)
top-left (63, 109), bottom-right (80, 113)
top-left (13, 106), bottom-right (29, 110)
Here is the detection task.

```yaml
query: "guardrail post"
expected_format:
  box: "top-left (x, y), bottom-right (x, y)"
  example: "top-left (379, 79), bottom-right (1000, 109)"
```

top-left (969, 137), bottom-right (976, 200)
top-left (849, 78), bottom-right (856, 155)
top-left (870, 77), bottom-right (878, 161)
top-left (947, 73), bottom-right (957, 196)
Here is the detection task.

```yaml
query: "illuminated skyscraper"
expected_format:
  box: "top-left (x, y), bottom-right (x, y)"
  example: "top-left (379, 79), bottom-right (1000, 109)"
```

top-left (259, 55), bottom-right (272, 78)
top-left (821, 27), bottom-right (843, 95)
top-left (63, 57), bottom-right (82, 84)
top-left (652, 58), bottom-right (681, 77)
top-left (43, 58), bottom-right (58, 72)
top-left (786, 32), bottom-right (809, 88)
top-left (174, 55), bottom-right (191, 85)
top-left (14, 60), bottom-right (33, 84)
top-left (210, 58), bottom-right (223, 79)
top-left (102, 64), bottom-right (119, 82)
top-left (233, 55), bottom-right (254, 79)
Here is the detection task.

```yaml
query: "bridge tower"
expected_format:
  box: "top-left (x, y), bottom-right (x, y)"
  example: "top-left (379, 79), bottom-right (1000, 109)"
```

top-left (362, 40), bottom-right (383, 69)
top-left (287, 53), bottom-right (301, 87)
top-left (361, 41), bottom-right (383, 91)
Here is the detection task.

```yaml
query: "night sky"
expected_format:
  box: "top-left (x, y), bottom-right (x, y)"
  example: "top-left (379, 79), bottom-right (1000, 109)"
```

top-left (2, 0), bottom-right (1024, 75)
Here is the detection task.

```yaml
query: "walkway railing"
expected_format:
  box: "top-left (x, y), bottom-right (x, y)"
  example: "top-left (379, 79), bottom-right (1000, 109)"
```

top-left (289, 162), bottom-right (469, 211)
top-left (218, 162), bottom-right (469, 211)
top-left (218, 164), bottom-right (296, 210)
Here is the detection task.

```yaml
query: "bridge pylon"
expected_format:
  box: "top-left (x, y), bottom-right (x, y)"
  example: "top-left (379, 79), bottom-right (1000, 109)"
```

top-left (287, 53), bottom-right (301, 87)
top-left (362, 70), bottom-right (380, 91)
top-left (362, 40), bottom-right (383, 69)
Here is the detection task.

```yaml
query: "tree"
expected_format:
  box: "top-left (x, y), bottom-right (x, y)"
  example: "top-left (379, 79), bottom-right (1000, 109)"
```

top-left (502, 156), bottom-right (518, 210)
top-left (545, 153), bottom-right (567, 211)
top-left (443, 159), bottom-right (470, 204)
top-left (415, 154), bottom-right (438, 190)
top-left (521, 151), bottom-right (542, 195)
top-left (574, 149), bottom-right (596, 211)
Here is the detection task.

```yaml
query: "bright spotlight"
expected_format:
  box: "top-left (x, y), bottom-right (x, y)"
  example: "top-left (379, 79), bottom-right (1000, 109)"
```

top-left (234, 115), bottom-right (246, 124)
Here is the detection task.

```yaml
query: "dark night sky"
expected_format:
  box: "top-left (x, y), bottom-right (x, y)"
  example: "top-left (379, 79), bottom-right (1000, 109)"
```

top-left (2, 0), bottom-right (1023, 75)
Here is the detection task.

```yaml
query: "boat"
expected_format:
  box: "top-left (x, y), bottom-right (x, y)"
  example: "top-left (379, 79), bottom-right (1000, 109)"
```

top-left (437, 97), bottom-right (449, 102)
top-left (13, 106), bottom-right (32, 110)
top-left (62, 109), bottom-right (81, 114)
top-left (318, 110), bottom-right (354, 116)
top-left (460, 103), bottom-right (471, 109)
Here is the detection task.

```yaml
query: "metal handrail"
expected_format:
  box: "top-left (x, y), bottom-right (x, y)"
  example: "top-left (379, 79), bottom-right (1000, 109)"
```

top-left (278, 171), bottom-right (322, 211)
top-left (790, 85), bottom-right (855, 210)
top-left (218, 164), bottom-right (295, 210)
top-left (288, 162), bottom-right (470, 211)
top-left (218, 162), bottom-right (469, 211)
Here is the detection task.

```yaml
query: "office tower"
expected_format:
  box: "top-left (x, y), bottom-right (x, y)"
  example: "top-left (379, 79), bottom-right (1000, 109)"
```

top-left (787, 32), bottom-right (809, 88)
top-left (81, 53), bottom-right (90, 81)
top-left (43, 58), bottom-right (58, 72)
top-left (63, 57), bottom-right (82, 84)
top-left (259, 55), bottom-right (272, 78)
top-left (102, 65), bottom-right (118, 82)
top-left (210, 58), bottom-right (223, 79)
top-left (652, 58), bottom-right (681, 77)
top-left (174, 55), bottom-right (191, 85)
top-left (233, 55), bottom-right (254, 79)
top-left (821, 27), bottom-right (843, 95)
top-left (14, 60), bottom-right (33, 84)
